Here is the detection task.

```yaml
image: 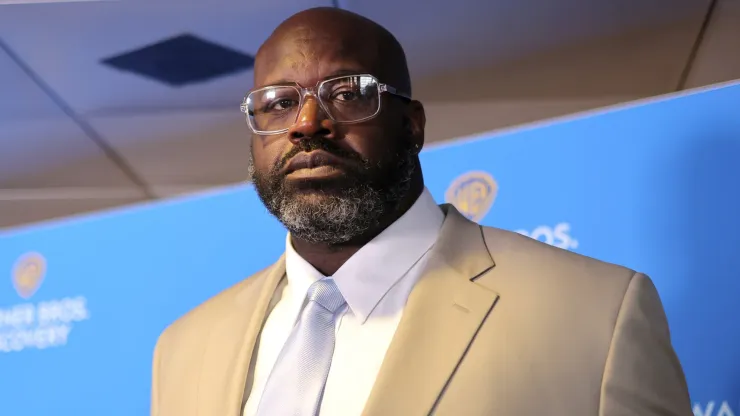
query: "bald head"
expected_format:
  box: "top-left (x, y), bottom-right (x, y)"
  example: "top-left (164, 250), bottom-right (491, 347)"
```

top-left (254, 7), bottom-right (412, 96)
top-left (248, 7), bottom-right (426, 248)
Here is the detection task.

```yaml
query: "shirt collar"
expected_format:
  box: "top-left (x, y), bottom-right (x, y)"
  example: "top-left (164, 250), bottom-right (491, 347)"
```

top-left (284, 188), bottom-right (444, 322)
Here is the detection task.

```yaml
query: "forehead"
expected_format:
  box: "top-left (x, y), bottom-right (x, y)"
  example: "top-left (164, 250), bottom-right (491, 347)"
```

top-left (254, 26), bottom-right (379, 88)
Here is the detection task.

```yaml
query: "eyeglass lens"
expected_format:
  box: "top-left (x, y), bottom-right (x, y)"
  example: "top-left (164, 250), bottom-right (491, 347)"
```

top-left (246, 75), bottom-right (380, 133)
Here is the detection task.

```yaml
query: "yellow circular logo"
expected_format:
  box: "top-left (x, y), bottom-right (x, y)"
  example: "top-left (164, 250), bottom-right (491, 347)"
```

top-left (445, 171), bottom-right (498, 222)
top-left (12, 252), bottom-right (46, 300)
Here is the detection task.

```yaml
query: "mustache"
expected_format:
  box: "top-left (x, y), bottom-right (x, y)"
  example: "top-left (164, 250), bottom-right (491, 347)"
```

top-left (277, 138), bottom-right (368, 171)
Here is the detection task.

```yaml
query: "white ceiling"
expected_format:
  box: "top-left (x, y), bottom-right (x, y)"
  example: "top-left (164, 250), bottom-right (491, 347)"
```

top-left (0, 0), bottom-right (706, 118)
top-left (0, 0), bottom-right (719, 228)
top-left (346, 0), bottom-right (705, 78)
top-left (0, 0), bottom-right (332, 117)
top-left (88, 110), bottom-right (251, 190)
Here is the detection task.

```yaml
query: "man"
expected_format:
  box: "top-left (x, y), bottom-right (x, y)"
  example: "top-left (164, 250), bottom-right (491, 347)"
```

top-left (151, 7), bottom-right (692, 416)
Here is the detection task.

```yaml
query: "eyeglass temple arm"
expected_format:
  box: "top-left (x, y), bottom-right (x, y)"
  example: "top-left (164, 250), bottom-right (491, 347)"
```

top-left (380, 84), bottom-right (411, 100)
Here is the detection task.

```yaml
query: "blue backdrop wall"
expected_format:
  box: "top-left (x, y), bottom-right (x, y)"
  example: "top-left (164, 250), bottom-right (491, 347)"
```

top-left (2, 81), bottom-right (739, 416)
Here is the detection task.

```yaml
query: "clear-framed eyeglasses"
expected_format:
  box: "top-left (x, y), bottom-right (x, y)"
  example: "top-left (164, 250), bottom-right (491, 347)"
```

top-left (240, 74), bottom-right (411, 135)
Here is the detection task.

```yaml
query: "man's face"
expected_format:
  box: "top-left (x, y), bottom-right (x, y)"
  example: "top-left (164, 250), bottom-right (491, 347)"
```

top-left (249, 26), bottom-right (419, 245)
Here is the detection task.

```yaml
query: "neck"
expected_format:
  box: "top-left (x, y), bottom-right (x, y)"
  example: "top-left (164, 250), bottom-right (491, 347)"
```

top-left (291, 180), bottom-right (424, 276)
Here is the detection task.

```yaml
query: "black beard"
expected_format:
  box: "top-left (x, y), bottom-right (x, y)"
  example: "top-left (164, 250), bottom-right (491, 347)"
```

top-left (250, 138), bottom-right (417, 245)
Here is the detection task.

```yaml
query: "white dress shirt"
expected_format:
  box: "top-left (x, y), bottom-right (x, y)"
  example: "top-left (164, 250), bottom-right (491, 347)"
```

top-left (243, 188), bottom-right (444, 416)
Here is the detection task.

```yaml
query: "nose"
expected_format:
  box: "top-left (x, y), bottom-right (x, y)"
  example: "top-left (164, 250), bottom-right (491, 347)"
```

top-left (288, 96), bottom-right (335, 143)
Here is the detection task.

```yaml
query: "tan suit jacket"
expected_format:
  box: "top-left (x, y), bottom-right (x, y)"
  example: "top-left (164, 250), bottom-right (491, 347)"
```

top-left (151, 205), bottom-right (692, 416)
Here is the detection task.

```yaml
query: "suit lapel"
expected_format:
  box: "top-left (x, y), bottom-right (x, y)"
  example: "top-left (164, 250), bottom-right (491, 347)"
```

top-left (362, 205), bottom-right (500, 416)
top-left (197, 256), bottom-right (286, 416)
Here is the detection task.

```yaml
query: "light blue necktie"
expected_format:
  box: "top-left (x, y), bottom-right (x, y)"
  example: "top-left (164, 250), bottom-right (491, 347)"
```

top-left (255, 279), bottom-right (347, 416)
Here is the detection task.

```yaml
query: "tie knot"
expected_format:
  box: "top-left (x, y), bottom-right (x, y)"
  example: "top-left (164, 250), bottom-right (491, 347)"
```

top-left (306, 279), bottom-right (346, 313)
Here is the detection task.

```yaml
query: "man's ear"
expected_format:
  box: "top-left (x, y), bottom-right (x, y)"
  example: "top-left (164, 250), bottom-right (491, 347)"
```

top-left (405, 100), bottom-right (425, 154)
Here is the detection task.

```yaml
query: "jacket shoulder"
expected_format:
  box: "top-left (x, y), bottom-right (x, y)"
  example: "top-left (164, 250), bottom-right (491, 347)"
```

top-left (478, 224), bottom-right (637, 289)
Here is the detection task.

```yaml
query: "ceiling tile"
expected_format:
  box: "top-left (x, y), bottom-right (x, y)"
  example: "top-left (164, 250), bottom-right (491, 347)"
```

top-left (340, 0), bottom-right (709, 78)
top-left (0, 0), bottom-right (333, 116)
top-left (0, 196), bottom-right (145, 230)
top-left (87, 109), bottom-right (251, 189)
top-left (685, 0), bottom-right (740, 88)
top-left (0, 41), bottom-right (64, 121)
top-left (0, 117), bottom-right (148, 190)
top-left (414, 18), bottom-right (703, 141)
top-left (423, 98), bottom-right (631, 146)
top-left (414, 18), bottom-right (703, 102)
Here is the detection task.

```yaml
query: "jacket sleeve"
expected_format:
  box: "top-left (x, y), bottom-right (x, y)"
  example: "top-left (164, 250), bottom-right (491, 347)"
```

top-left (599, 273), bottom-right (693, 415)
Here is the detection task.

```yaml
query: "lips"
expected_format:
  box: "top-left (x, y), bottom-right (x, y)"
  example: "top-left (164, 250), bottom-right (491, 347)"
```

top-left (284, 150), bottom-right (346, 174)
